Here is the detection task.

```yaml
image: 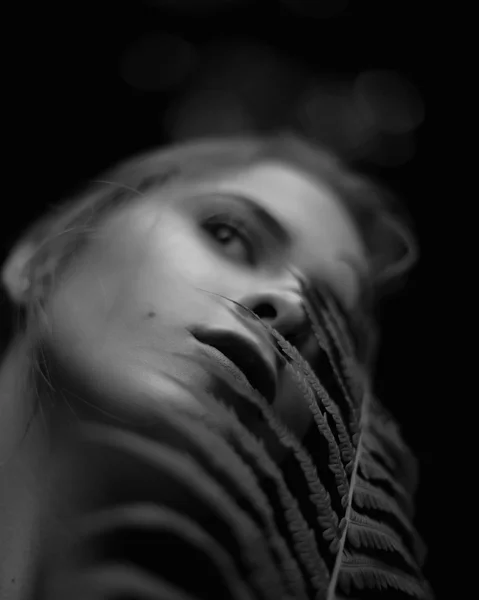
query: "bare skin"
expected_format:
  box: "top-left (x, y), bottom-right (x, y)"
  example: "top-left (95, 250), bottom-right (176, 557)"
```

top-left (0, 161), bottom-right (368, 599)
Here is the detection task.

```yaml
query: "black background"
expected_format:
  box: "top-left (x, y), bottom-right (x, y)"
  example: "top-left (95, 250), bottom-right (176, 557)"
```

top-left (3, 0), bottom-right (435, 593)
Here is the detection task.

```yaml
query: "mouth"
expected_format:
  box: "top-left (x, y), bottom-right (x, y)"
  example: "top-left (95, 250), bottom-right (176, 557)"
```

top-left (189, 328), bottom-right (277, 405)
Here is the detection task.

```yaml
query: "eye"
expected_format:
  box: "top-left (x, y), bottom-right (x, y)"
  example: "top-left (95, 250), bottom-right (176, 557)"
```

top-left (202, 215), bottom-right (255, 265)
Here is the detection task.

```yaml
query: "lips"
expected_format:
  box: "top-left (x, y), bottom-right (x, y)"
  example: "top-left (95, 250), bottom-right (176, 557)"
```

top-left (190, 329), bottom-right (277, 405)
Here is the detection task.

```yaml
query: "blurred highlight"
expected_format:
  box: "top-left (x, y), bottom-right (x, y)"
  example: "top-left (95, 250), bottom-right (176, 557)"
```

top-left (119, 35), bottom-right (424, 166)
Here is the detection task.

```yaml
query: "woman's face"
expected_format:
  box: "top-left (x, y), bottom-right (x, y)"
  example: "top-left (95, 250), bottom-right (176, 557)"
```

top-left (42, 161), bottom-right (368, 435)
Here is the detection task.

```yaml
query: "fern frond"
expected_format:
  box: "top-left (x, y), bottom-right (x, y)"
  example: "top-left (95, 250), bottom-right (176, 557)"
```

top-left (301, 284), bottom-right (364, 410)
top-left (271, 328), bottom-right (355, 470)
top-left (337, 551), bottom-right (430, 598)
top-left (353, 476), bottom-right (414, 536)
top-left (283, 359), bottom-right (350, 508)
top-left (358, 449), bottom-right (410, 506)
top-left (37, 280), bottom-right (432, 600)
top-left (346, 509), bottom-right (419, 570)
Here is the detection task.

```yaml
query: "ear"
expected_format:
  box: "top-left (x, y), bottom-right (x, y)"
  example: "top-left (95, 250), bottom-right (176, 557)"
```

top-left (1, 213), bottom-right (55, 305)
top-left (1, 237), bottom-right (39, 305)
top-left (373, 213), bottom-right (419, 294)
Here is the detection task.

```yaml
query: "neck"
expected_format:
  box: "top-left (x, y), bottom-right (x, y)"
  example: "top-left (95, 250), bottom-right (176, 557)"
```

top-left (0, 336), bottom-right (51, 600)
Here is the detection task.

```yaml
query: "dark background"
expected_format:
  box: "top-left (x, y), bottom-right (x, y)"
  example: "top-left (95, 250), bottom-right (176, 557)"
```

top-left (3, 0), bottom-right (434, 593)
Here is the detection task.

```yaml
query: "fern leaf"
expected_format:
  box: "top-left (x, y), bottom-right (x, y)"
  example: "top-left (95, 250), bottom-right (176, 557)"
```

top-left (358, 449), bottom-right (410, 506)
top-left (283, 359), bottom-right (350, 508)
top-left (338, 551), bottom-right (430, 598)
top-left (35, 279), bottom-right (432, 600)
top-left (346, 509), bottom-right (419, 570)
top-left (302, 284), bottom-right (365, 408)
top-left (353, 475), bottom-right (414, 536)
top-left (271, 329), bottom-right (355, 469)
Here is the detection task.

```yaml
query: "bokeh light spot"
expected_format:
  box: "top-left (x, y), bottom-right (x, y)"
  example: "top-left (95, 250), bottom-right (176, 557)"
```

top-left (354, 70), bottom-right (424, 135)
top-left (119, 33), bottom-right (195, 92)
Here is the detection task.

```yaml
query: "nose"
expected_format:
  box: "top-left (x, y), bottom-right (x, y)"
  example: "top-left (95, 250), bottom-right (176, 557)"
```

top-left (240, 278), bottom-right (308, 340)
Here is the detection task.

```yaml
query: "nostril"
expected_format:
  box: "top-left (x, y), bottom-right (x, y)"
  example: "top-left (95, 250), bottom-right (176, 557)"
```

top-left (253, 303), bottom-right (277, 320)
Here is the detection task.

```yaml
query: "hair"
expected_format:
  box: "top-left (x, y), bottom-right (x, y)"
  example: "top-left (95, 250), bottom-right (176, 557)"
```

top-left (0, 132), bottom-right (418, 379)
top-left (14, 132), bottom-right (416, 317)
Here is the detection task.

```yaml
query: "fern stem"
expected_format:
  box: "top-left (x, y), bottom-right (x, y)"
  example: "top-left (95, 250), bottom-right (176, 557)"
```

top-left (326, 387), bottom-right (371, 600)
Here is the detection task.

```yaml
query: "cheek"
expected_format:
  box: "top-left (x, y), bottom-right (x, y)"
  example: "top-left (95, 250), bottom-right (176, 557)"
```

top-left (137, 220), bottom-right (246, 316)
top-left (38, 212), bottom-right (249, 401)
top-left (39, 230), bottom-right (217, 376)
top-left (151, 221), bottom-right (224, 285)
top-left (40, 263), bottom-right (208, 422)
